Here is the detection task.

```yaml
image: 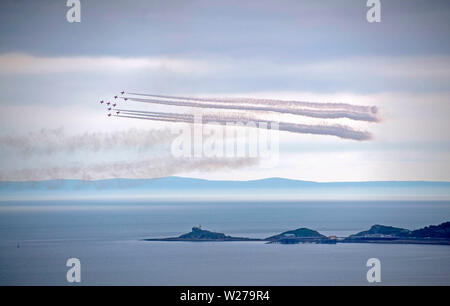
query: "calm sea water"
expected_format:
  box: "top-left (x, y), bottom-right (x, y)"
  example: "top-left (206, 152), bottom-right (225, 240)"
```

top-left (0, 200), bottom-right (449, 285)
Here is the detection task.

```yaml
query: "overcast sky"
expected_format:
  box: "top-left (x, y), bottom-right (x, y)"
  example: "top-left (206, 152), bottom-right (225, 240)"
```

top-left (0, 0), bottom-right (449, 182)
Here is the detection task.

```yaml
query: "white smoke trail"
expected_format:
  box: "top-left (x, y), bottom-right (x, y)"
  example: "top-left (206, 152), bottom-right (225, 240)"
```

top-left (114, 110), bottom-right (372, 141)
top-left (0, 156), bottom-right (259, 181)
top-left (126, 92), bottom-right (378, 114)
top-left (122, 96), bottom-right (379, 122)
top-left (0, 128), bottom-right (178, 156)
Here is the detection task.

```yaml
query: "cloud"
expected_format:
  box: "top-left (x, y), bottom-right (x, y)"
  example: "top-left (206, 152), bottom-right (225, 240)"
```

top-left (1, 53), bottom-right (449, 85)
top-left (301, 56), bottom-right (450, 81)
top-left (0, 53), bottom-right (221, 75)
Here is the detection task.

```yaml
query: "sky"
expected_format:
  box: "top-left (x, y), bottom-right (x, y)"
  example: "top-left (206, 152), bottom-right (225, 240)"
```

top-left (0, 0), bottom-right (449, 182)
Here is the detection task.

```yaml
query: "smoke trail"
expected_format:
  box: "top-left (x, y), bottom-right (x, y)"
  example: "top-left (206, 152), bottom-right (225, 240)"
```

top-left (126, 92), bottom-right (377, 114)
top-left (122, 96), bottom-right (379, 122)
top-left (0, 128), bottom-right (181, 156)
top-left (116, 109), bottom-right (257, 122)
top-left (114, 110), bottom-right (372, 141)
top-left (0, 156), bottom-right (259, 181)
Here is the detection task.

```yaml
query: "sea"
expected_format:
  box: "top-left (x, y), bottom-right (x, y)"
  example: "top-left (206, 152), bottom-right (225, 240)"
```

top-left (0, 200), bottom-right (449, 285)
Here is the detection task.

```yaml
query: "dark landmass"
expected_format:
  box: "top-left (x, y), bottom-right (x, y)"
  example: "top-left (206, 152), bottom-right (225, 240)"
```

top-left (142, 226), bottom-right (261, 242)
top-left (143, 222), bottom-right (450, 245)
top-left (343, 222), bottom-right (450, 245)
top-left (342, 238), bottom-right (450, 245)
top-left (410, 221), bottom-right (450, 238)
top-left (266, 227), bottom-right (327, 240)
top-left (265, 227), bottom-right (336, 244)
top-left (347, 224), bottom-right (411, 239)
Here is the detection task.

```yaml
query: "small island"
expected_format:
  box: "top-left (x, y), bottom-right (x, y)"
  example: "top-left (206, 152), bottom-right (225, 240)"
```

top-left (265, 227), bottom-right (337, 244)
top-left (142, 226), bottom-right (262, 242)
top-left (142, 221), bottom-right (450, 245)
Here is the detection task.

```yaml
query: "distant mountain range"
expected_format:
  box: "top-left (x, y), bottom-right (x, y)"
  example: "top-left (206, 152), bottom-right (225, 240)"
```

top-left (1, 177), bottom-right (449, 201)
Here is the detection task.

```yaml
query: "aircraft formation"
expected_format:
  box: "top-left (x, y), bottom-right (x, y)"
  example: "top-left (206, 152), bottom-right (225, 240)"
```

top-left (97, 91), bottom-right (379, 141)
top-left (99, 91), bottom-right (125, 117)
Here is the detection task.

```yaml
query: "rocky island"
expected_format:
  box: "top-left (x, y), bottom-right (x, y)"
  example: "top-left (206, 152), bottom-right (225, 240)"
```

top-left (265, 227), bottom-right (336, 244)
top-left (142, 226), bottom-right (262, 242)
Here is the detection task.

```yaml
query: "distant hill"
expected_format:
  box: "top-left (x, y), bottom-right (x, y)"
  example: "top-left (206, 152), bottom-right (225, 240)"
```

top-left (348, 225), bottom-right (411, 238)
top-left (266, 228), bottom-right (327, 241)
top-left (2, 177), bottom-right (450, 191)
top-left (1, 176), bottom-right (450, 200)
top-left (411, 222), bottom-right (450, 238)
top-left (179, 227), bottom-right (230, 240)
top-left (347, 222), bottom-right (450, 239)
